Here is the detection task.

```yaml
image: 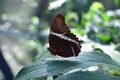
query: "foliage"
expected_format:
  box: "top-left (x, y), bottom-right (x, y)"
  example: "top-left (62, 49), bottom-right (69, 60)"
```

top-left (114, 0), bottom-right (120, 6)
top-left (81, 2), bottom-right (120, 44)
top-left (0, 0), bottom-right (120, 80)
top-left (14, 51), bottom-right (120, 80)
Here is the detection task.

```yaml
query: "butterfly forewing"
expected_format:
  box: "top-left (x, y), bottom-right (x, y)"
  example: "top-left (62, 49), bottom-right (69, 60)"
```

top-left (50, 14), bottom-right (70, 33)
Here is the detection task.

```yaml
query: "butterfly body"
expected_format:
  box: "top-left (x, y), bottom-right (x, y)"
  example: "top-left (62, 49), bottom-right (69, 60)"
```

top-left (48, 14), bottom-right (82, 57)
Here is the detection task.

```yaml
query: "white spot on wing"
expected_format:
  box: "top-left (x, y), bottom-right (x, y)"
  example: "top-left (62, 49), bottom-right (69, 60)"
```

top-left (71, 46), bottom-right (75, 56)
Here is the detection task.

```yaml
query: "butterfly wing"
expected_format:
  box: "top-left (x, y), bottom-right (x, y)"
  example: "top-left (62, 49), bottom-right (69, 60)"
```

top-left (50, 14), bottom-right (70, 33)
top-left (48, 14), bottom-right (81, 57)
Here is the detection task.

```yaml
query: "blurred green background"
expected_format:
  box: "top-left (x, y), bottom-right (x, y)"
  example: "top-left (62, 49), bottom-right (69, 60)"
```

top-left (0, 0), bottom-right (120, 80)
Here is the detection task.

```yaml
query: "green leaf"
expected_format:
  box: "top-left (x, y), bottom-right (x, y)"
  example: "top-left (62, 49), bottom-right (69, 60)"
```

top-left (90, 2), bottom-right (104, 12)
top-left (65, 12), bottom-right (78, 23)
top-left (14, 51), bottom-right (120, 80)
top-left (14, 60), bottom-right (79, 80)
top-left (14, 61), bottom-right (48, 80)
top-left (109, 67), bottom-right (120, 76)
top-left (95, 33), bottom-right (112, 42)
top-left (114, 0), bottom-right (120, 6)
top-left (56, 70), bottom-right (120, 80)
top-left (93, 48), bottom-right (104, 53)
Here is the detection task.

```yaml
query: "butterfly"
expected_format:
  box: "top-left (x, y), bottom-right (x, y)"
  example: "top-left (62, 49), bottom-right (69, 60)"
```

top-left (48, 14), bottom-right (82, 57)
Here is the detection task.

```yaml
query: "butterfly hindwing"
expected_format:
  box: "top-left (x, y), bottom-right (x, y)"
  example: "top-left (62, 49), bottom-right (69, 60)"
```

top-left (49, 33), bottom-right (80, 57)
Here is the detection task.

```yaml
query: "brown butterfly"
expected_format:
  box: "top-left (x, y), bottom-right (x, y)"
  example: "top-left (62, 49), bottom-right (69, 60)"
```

top-left (48, 14), bottom-right (82, 57)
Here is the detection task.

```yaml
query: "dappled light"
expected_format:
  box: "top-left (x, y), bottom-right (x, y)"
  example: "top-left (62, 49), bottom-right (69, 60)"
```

top-left (0, 0), bottom-right (120, 80)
